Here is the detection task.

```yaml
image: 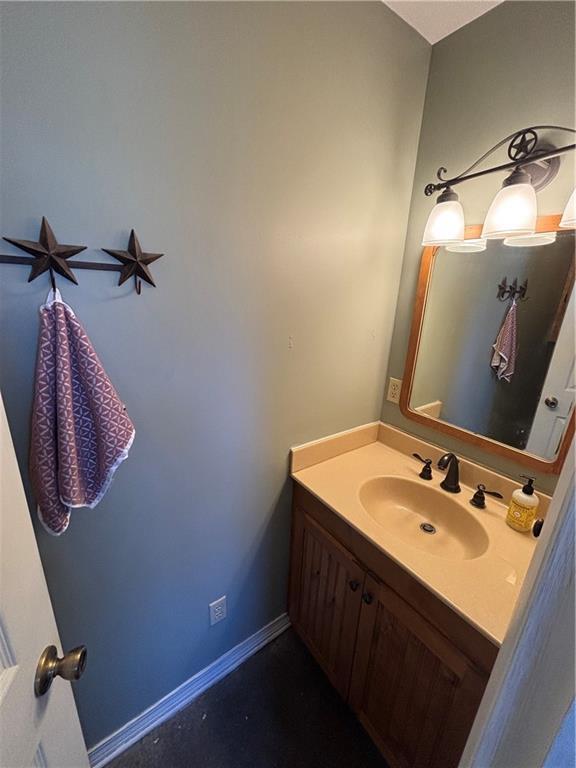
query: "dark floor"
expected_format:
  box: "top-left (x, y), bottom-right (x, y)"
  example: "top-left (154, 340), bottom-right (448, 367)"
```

top-left (108, 629), bottom-right (388, 768)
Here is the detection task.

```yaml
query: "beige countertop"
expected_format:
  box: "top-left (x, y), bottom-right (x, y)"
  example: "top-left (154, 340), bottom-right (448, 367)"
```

top-left (291, 423), bottom-right (546, 646)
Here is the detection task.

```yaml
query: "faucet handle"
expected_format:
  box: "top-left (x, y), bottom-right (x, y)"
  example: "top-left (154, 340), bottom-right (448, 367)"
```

top-left (412, 453), bottom-right (433, 481)
top-left (470, 483), bottom-right (503, 509)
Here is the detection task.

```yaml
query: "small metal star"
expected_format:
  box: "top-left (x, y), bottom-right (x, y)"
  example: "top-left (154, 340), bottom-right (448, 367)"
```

top-left (509, 129), bottom-right (538, 160)
top-left (3, 217), bottom-right (86, 284)
top-left (102, 230), bottom-right (163, 291)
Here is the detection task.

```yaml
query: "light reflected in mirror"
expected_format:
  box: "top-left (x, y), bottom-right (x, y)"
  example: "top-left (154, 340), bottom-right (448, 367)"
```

top-left (408, 229), bottom-right (575, 462)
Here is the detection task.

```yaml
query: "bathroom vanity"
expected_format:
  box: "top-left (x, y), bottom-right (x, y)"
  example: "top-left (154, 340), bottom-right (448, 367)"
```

top-left (288, 423), bottom-right (545, 768)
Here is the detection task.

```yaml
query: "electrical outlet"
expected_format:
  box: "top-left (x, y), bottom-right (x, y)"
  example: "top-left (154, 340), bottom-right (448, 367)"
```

top-left (209, 596), bottom-right (227, 626)
top-left (387, 377), bottom-right (402, 404)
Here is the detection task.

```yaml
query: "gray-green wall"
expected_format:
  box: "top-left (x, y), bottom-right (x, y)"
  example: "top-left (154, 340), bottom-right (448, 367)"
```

top-left (381, 1), bottom-right (575, 494)
top-left (0, 2), bottom-right (429, 747)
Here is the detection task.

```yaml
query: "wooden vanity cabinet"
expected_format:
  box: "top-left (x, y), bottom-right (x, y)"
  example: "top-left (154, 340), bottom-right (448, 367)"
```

top-left (350, 573), bottom-right (488, 768)
top-left (289, 484), bottom-right (498, 768)
top-left (288, 507), bottom-right (366, 699)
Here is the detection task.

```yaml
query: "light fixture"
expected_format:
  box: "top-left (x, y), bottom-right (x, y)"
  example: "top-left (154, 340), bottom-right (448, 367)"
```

top-left (481, 167), bottom-right (537, 239)
top-left (421, 126), bottom-right (575, 246)
top-left (421, 187), bottom-right (465, 246)
top-left (504, 232), bottom-right (557, 247)
top-left (446, 238), bottom-right (487, 253)
top-left (560, 188), bottom-right (576, 228)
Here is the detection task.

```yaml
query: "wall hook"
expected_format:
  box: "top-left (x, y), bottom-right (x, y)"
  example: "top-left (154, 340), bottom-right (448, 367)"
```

top-left (497, 276), bottom-right (529, 302)
top-left (2, 217), bottom-right (84, 284)
top-left (0, 219), bottom-right (164, 296)
top-left (102, 230), bottom-right (163, 295)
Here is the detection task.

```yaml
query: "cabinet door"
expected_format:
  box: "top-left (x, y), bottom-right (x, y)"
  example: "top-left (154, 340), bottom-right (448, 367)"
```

top-left (350, 574), bottom-right (489, 768)
top-left (289, 508), bottom-right (365, 699)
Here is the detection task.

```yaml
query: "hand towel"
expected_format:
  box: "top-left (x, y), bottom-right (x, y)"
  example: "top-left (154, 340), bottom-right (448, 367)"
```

top-left (491, 300), bottom-right (517, 382)
top-left (30, 290), bottom-right (135, 535)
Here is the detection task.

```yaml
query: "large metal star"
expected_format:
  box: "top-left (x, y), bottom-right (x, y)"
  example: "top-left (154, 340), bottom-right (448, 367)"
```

top-left (102, 230), bottom-right (163, 289)
top-left (3, 217), bottom-right (86, 284)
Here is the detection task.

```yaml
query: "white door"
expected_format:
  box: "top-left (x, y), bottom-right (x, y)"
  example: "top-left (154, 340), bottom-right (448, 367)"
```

top-left (527, 288), bottom-right (575, 458)
top-left (0, 395), bottom-right (89, 768)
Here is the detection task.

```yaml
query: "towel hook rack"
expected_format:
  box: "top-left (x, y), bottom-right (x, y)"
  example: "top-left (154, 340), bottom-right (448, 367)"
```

top-left (497, 276), bottom-right (529, 302)
top-left (0, 218), bottom-right (163, 296)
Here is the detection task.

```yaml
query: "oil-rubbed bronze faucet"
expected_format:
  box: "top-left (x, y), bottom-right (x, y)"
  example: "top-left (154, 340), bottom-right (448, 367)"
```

top-left (437, 452), bottom-right (461, 493)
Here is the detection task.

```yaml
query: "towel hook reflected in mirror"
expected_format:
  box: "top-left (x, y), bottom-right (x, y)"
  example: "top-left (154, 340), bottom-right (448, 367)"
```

top-left (497, 277), bottom-right (529, 302)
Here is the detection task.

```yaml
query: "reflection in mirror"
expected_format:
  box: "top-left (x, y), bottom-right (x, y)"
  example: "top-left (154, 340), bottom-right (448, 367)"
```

top-left (409, 230), bottom-right (575, 461)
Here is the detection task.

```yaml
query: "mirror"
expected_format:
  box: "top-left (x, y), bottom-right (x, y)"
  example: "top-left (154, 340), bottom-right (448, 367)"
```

top-left (401, 216), bottom-right (575, 474)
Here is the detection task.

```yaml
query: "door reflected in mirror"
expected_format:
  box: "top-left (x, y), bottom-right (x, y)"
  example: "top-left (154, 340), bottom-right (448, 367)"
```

top-left (405, 224), bottom-right (574, 468)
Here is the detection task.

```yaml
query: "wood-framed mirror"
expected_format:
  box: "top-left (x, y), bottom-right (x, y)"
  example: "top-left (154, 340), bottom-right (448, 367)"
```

top-left (400, 214), bottom-right (575, 474)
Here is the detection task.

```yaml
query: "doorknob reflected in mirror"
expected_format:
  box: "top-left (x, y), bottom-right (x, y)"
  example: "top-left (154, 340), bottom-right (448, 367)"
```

top-left (34, 645), bottom-right (87, 697)
top-left (544, 396), bottom-right (559, 409)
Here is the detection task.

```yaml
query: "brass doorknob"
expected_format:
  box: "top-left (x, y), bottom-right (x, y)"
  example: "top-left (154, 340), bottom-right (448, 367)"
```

top-left (34, 645), bottom-right (87, 697)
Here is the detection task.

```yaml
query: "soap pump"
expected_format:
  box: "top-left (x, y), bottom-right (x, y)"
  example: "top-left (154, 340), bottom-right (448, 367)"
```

top-left (506, 475), bottom-right (540, 532)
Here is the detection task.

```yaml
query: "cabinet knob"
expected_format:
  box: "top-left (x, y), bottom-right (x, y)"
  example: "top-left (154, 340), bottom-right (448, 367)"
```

top-left (362, 592), bottom-right (374, 605)
top-left (348, 579), bottom-right (361, 592)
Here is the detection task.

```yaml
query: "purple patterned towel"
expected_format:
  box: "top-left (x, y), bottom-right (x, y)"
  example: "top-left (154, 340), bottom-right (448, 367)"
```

top-left (491, 300), bottom-right (517, 382)
top-left (30, 290), bottom-right (135, 535)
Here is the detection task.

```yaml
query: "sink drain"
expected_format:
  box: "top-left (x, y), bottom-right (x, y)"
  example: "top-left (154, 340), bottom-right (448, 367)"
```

top-left (420, 522), bottom-right (437, 534)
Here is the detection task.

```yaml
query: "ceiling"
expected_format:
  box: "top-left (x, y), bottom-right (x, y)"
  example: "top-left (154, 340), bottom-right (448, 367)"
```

top-left (384, 1), bottom-right (505, 44)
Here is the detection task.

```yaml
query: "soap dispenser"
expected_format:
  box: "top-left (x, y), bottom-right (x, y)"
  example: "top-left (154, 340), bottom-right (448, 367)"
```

top-left (506, 475), bottom-right (540, 532)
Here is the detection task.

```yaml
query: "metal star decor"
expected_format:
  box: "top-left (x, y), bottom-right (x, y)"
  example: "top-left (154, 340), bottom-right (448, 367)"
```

top-left (508, 129), bottom-right (538, 160)
top-left (102, 230), bottom-right (163, 294)
top-left (3, 217), bottom-right (86, 284)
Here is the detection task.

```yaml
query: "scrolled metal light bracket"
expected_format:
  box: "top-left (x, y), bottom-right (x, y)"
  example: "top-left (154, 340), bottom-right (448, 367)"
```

top-left (424, 125), bottom-right (576, 196)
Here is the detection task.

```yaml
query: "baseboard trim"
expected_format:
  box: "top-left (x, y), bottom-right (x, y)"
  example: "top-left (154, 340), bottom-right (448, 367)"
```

top-left (88, 613), bottom-right (291, 768)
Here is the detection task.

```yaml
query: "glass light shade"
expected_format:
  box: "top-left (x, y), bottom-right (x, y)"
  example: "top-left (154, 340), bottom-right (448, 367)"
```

top-left (559, 189), bottom-right (576, 228)
top-left (481, 182), bottom-right (537, 239)
top-left (422, 198), bottom-right (465, 246)
top-left (446, 238), bottom-right (487, 253)
top-left (504, 232), bottom-right (557, 247)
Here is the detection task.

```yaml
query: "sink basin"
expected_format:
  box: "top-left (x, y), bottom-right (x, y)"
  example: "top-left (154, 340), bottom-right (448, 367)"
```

top-left (359, 476), bottom-right (489, 560)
